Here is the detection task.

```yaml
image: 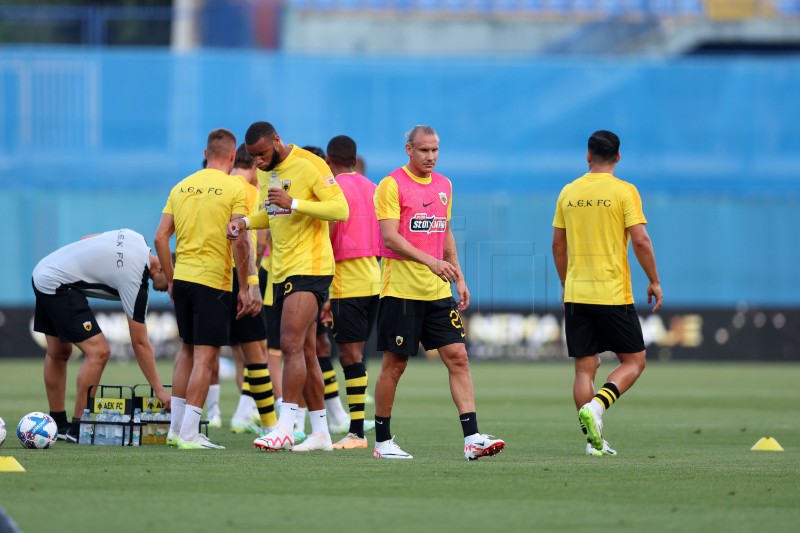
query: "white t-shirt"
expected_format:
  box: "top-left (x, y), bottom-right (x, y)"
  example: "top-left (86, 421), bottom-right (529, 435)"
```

top-left (32, 229), bottom-right (152, 323)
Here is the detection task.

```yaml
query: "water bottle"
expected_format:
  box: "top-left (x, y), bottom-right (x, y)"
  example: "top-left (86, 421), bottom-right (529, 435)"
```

top-left (111, 410), bottom-right (124, 446)
top-left (78, 409), bottom-right (93, 445)
top-left (141, 409), bottom-right (154, 444)
top-left (154, 410), bottom-right (168, 444)
top-left (121, 411), bottom-right (131, 446)
top-left (132, 409), bottom-right (142, 446)
top-left (95, 409), bottom-right (110, 445)
top-left (267, 173), bottom-right (281, 215)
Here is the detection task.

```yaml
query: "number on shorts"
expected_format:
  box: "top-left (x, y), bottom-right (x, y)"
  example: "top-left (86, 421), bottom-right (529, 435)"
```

top-left (449, 309), bottom-right (466, 337)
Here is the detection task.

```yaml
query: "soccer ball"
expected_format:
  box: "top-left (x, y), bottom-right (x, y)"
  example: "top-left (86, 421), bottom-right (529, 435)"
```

top-left (17, 412), bottom-right (58, 449)
top-left (0, 416), bottom-right (6, 446)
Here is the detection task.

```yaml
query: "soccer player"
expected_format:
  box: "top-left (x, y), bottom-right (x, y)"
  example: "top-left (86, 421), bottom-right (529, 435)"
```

top-left (32, 228), bottom-right (172, 443)
top-left (551, 130), bottom-right (663, 456)
top-left (154, 128), bottom-right (259, 450)
top-left (256, 229), bottom-right (283, 406)
top-left (300, 144), bottom-right (351, 435)
top-left (226, 144), bottom-right (278, 435)
top-left (319, 135), bottom-right (382, 450)
top-left (371, 125), bottom-right (505, 460)
top-left (228, 121), bottom-right (349, 452)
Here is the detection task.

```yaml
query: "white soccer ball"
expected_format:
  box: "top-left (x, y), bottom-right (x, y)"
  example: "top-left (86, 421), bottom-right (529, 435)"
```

top-left (0, 416), bottom-right (6, 446)
top-left (17, 412), bottom-right (58, 449)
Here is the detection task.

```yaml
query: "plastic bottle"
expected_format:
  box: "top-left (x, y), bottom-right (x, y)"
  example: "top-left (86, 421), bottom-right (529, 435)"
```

top-left (267, 173), bottom-right (281, 215)
top-left (132, 408), bottom-right (141, 446)
top-left (111, 410), bottom-right (124, 446)
top-left (95, 409), bottom-right (109, 445)
top-left (78, 408), bottom-right (93, 445)
top-left (154, 410), bottom-right (168, 444)
top-left (120, 411), bottom-right (131, 446)
top-left (141, 409), bottom-right (154, 444)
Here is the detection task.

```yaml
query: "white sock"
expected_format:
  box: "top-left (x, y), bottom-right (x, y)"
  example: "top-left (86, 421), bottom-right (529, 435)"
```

top-left (589, 399), bottom-right (605, 419)
top-left (234, 394), bottom-right (254, 420)
top-left (179, 404), bottom-right (203, 441)
top-left (324, 397), bottom-right (350, 425)
top-left (207, 384), bottom-right (221, 418)
top-left (278, 402), bottom-right (298, 432)
top-left (169, 397), bottom-right (186, 435)
top-left (295, 407), bottom-right (308, 433)
top-left (309, 409), bottom-right (331, 437)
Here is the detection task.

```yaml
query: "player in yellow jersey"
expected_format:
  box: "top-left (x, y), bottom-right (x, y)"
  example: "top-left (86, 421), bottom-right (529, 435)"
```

top-left (298, 144), bottom-right (352, 436)
top-left (226, 144), bottom-right (278, 435)
top-left (255, 229), bottom-right (284, 404)
top-left (371, 125), bottom-right (505, 461)
top-left (154, 128), bottom-right (261, 450)
top-left (317, 135), bottom-right (381, 449)
top-left (228, 121), bottom-right (349, 452)
top-left (552, 130), bottom-right (663, 456)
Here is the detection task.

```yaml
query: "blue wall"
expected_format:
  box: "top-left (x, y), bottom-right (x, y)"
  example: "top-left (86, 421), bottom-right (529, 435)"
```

top-left (2, 48), bottom-right (799, 308)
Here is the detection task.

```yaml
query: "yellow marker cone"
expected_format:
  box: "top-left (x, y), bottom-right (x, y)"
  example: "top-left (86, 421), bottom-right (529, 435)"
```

top-left (751, 437), bottom-right (784, 452)
top-left (0, 456), bottom-right (26, 472)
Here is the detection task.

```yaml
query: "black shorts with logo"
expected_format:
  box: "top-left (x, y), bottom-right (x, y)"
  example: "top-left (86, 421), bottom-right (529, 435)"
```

top-left (330, 295), bottom-right (379, 344)
top-left (273, 275), bottom-right (333, 340)
top-left (564, 303), bottom-right (645, 358)
top-left (229, 268), bottom-right (267, 345)
top-left (173, 279), bottom-right (231, 347)
top-left (32, 280), bottom-right (101, 344)
top-left (376, 296), bottom-right (466, 357)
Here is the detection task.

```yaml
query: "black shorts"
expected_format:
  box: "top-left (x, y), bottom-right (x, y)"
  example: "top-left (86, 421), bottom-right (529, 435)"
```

top-left (316, 315), bottom-right (329, 334)
top-left (273, 275), bottom-right (332, 343)
top-left (173, 280), bottom-right (231, 347)
top-left (32, 281), bottom-right (101, 344)
top-left (259, 268), bottom-right (281, 350)
top-left (330, 295), bottom-right (379, 344)
top-left (376, 297), bottom-right (466, 357)
top-left (564, 303), bottom-right (645, 358)
top-left (316, 288), bottom-right (330, 335)
top-left (258, 266), bottom-right (268, 299)
top-left (229, 268), bottom-right (267, 345)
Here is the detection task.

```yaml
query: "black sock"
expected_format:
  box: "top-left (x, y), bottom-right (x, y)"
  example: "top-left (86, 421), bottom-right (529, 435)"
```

top-left (375, 415), bottom-right (391, 443)
top-left (593, 382), bottom-right (621, 410)
top-left (459, 412), bottom-right (479, 437)
top-left (70, 418), bottom-right (81, 434)
top-left (50, 411), bottom-right (68, 431)
top-left (343, 363), bottom-right (368, 438)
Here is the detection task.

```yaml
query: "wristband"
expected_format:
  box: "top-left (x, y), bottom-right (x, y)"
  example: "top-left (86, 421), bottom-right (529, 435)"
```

top-left (241, 216), bottom-right (250, 230)
top-left (247, 275), bottom-right (259, 286)
top-left (290, 198), bottom-right (299, 211)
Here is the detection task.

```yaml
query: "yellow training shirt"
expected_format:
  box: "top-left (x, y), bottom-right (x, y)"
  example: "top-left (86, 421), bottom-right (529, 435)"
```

top-left (374, 168), bottom-right (453, 301)
top-left (230, 175), bottom-right (259, 261)
top-left (163, 168), bottom-right (247, 291)
top-left (248, 145), bottom-right (348, 283)
top-left (331, 257), bottom-right (381, 299)
top-left (552, 172), bottom-right (647, 305)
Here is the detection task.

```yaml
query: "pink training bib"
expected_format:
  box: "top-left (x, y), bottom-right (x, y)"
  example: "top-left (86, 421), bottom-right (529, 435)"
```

top-left (379, 167), bottom-right (451, 261)
top-left (331, 173), bottom-right (381, 261)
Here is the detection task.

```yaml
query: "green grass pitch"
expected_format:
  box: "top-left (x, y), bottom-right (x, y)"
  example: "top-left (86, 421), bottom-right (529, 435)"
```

top-left (1, 359), bottom-right (798, 532)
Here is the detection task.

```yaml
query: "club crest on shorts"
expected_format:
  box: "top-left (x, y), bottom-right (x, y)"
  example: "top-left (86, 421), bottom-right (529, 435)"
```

top-left (83, 321), bottom-right (92, 332)
top-left (281, 180), bottom-right (291, 192)
top-left (284, 282), bottom-right (293, 294)
top-left (395, 336), bottom-right (404, 346)
top-left (439, 192), bottom-right (448, 205)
